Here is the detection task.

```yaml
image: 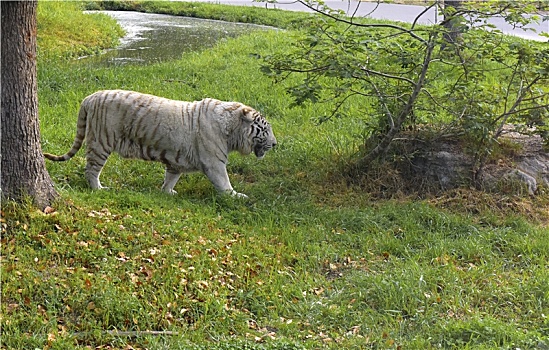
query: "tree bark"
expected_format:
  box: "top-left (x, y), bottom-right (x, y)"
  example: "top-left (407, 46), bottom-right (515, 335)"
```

top-left (1, 1), bottom-right (58, 209)
top-left (442, 0), bottom-right (463, 46)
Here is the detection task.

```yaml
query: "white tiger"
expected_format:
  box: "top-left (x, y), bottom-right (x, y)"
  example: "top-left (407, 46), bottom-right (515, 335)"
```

top-left (44, 90), bottom-right (277, 198)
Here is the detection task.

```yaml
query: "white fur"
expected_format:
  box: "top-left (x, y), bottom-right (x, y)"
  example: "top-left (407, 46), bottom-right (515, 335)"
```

top-left (44, 90), bottom-right (276, 198)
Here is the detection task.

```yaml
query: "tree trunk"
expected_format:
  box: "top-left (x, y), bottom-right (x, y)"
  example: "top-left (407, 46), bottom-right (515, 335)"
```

top-left (442, 0), bottom-right (463, 46)
top-left (1, 1), bottom-right (58, 209)
top-left (358, 33), bottom-right (437, 168)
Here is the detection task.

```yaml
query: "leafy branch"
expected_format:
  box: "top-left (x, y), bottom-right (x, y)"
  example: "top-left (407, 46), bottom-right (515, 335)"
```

top-left (262, 0), bottom-right (549, 178)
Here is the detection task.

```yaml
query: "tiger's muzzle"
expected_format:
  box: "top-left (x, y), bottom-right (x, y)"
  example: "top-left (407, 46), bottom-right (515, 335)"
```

top-left (254, 140), bottom-right (276, 159)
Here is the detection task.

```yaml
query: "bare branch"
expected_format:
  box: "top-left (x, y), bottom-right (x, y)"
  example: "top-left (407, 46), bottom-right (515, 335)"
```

top-left (72, 330), bottom-right (180, 338)
top-left (363, 72), bottom-right (395, 129)
top-left (357, 66), bottom-right (416, 86)
top-left (505, 103), bottom-right (549, 117)
top-left (495, 76), bottom-right (542, 138)
top-left (410, 2), bottom-right (438, 30)
top-left (296, 0), bottom-right (428, 44)
top-left (316, 90), bottom-right (365, 123)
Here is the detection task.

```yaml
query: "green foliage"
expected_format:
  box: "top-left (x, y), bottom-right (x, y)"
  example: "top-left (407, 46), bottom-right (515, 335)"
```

top-left (3, 2), bottom-right (549, 349)
top-left (263, 0), bottom-right (549, 176)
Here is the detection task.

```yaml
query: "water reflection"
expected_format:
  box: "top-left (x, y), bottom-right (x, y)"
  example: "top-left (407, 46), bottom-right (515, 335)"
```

top-left (81, 11), bottom-right (272, 65)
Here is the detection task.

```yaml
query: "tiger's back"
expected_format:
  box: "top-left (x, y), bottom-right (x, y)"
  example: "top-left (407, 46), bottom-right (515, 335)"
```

top-left (82, 90), bottom-right (194, 166)
top-left (44, 90), bottom-right (277, 198)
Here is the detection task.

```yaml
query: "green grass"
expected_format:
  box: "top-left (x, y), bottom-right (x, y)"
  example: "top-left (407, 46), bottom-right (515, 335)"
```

top-left (89, 0), bottom-right (312, 29)
top-left (2, 1), bottom-right (549, 349)
top-left (38, 1), bottom-right (125, 60)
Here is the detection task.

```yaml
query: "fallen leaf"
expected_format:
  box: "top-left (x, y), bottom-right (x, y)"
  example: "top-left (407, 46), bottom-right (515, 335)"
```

top-left (7, 303), bottom-right (19, 313)
top-left (47, 332), bottom-right (56, 342)
top-left (43, 206), bottom-right (56, 214)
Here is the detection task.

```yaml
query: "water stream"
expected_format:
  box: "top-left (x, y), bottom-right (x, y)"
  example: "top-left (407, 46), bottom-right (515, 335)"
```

top-left (81, 11), bottom-right (272, 65)
top-left (83, 9), bottom-right (546, 66)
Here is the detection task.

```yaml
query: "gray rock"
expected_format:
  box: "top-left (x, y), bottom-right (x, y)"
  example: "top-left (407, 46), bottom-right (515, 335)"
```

top-left (400, 127), bottom-right (548, 195)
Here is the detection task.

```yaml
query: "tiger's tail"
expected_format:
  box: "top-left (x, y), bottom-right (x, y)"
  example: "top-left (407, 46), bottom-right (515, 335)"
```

top-left (44, 102), bottom-right (88, 162)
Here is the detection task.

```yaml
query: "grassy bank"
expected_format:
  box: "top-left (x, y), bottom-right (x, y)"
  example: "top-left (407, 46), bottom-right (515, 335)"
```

top-left (38, 1), bottom-right (124, 59)
top-left (2, 2), bottom-right (549, 349)
top-left (88, 0), bottom-right (311, 29)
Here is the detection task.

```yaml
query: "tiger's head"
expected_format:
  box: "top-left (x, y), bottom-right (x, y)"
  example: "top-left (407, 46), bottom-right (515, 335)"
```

top-left (251, 116), bottom-right (276, 159)
top-left (240, 107), bottom-right (277, 159)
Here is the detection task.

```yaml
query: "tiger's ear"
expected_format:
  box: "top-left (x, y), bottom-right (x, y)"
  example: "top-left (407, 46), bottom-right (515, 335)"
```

top-left (240, 107), bottom-right (255, 123)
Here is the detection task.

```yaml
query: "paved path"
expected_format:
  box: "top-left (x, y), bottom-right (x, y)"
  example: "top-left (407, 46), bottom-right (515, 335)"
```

top-left (176, 0), bottom-right (548, 41)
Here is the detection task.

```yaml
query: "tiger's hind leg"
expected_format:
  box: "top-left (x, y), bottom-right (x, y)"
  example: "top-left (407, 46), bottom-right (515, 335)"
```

top-left (162, 165), bottom-right (183, 195)
top-left (85, 147), bottom-right (110, 190)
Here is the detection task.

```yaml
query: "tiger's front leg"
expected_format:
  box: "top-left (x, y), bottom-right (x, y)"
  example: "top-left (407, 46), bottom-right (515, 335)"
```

top-left (203, 162), bottom-right (248, 199)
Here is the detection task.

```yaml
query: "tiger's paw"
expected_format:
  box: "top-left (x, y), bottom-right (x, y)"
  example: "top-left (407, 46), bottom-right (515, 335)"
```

top-left (161, 185), bottom-right (177, 195)
top-left (229, 190), bottom-right (249, 199)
